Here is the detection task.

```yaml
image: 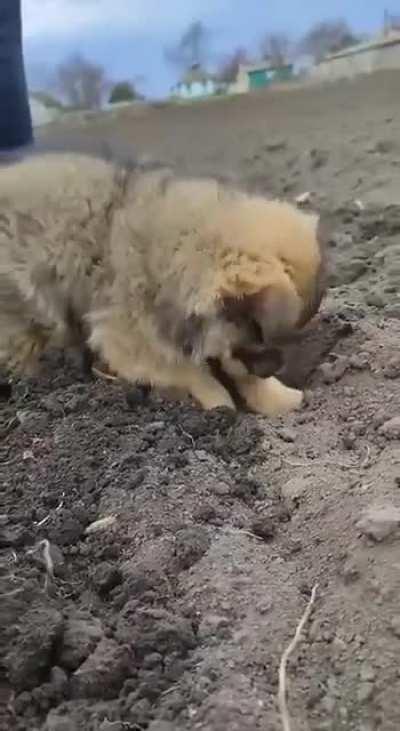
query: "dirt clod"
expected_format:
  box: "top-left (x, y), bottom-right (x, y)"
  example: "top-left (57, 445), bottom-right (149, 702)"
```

top-left (5, 604), bottom-right (64, 692)
top-left (358, 504), bottom-right (400, 542)
top-left (379, 416), bottom-right (400, 439)
top-left (59, 613), bottom-right (104, 672)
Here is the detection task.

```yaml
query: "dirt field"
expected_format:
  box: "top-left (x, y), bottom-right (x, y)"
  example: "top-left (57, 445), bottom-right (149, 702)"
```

top-left (2, 71), bottom-right (400, 731)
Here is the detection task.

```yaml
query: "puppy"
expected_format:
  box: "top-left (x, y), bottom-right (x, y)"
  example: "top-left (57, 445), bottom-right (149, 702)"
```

top-left (0, 153), bottom-right (325, 416)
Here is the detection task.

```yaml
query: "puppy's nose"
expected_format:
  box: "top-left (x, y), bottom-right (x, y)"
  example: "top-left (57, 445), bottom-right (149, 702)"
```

top-left (234, 345), bottom-right (283, 378)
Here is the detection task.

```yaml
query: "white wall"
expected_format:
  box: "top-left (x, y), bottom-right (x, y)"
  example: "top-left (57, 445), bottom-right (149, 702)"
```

top-left (311, 42), bottom-right (400, 83)
top-left (175, 79), bottom-right (216, 99)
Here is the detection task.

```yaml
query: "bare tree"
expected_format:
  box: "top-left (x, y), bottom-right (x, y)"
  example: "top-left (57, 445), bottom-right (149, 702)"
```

top-left (164, 20), bottom-right (210, 71)
top-left (260, 33), bottom-right (291, 66)
top-left (57, 54), bottom-right (107, 109)
top-left (300, 19), bottom-right (359, 62)
top-left (217, 47), bottom-right (249, 83)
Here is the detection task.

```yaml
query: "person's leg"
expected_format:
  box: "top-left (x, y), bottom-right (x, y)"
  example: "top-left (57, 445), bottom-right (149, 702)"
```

top-left (0, 0), bottom-right (33, 158)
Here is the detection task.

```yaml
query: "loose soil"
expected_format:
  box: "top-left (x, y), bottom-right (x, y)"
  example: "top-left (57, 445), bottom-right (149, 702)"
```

top-left (1, 70), bottom-right (400, 731)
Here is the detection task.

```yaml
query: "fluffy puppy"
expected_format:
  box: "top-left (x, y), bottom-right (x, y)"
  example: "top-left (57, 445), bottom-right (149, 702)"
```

top-left (0, 153), bottom-right (324, 415)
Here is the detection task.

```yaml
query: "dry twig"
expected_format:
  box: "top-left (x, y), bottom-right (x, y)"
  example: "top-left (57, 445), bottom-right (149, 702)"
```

top-left (278, 583), bottom-right (319, 731)
top-left (92, 366), bottom-right (118, 381)
top-left (27, 539), bottom-right (54, 590)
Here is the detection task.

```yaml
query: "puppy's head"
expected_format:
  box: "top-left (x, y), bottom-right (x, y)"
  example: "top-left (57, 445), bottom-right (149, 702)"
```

top-left (155, 181), bottom-right (327, 366)
top-left (213, 193), bottom-right (327, 340)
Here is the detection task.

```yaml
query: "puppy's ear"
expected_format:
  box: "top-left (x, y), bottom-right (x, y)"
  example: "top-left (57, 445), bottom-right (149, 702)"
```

top-left (245, 286), bottom-right (302, 342)
top-left (295, 213), bottom-right (331, 329)
top-left (307, 214), bottom-right (331, 319)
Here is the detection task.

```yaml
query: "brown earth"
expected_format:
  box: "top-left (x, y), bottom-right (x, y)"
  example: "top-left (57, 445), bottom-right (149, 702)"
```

top-left (1, 70), bottom-right (400, 731)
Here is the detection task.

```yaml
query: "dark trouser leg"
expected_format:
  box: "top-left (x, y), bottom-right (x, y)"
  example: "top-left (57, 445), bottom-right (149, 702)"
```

top-left (0, 0), bottom-right (33, 153)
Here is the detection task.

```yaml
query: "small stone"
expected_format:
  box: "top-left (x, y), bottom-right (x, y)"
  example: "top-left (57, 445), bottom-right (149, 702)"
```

top-left (357, 682), bottom-right (374, 703)
top-left (44, 711), bottom-right (76, 731)
top-left (332, 636), bottom-right (347, 653)
top-left (309, 148), bottom-right (329, 169)
top-left (6, 605), bottom-right (64, 691)
top-left (389, 617), bottom-right (400, 638)
top-left (91, 562), bottom-right (122, 594)
top-left (379, 416), bottom-right (400, 439)
top-left (265, 139), bottom-right (287, 152)
top-left (250, 515), bottom-right (276, 541)
top-left (142, 652), bottom-right (163, 669)
top-left (342, 557), bottom-right (361, 584)
top-left (295, 191), bottom-right (312, 205)
top-left (59, 613), bottom-right (104, 671)
top-left (41, 395), bottom-right (64, 416)
top-left (49, 666), bottom-right (69, 695)
top-left (384, 304), bottom-right (400, 319)
top-left (343, 434), bottom-right (357, 450)
top-left (198, 614), bottom-right (230, 641)
top-left (349, 353), bottom-right (370, 370)
top-left (0, 523), bottom-right (32, 548)
top-left (384, 356), bottom-right (400, 379)
top-left (174, 527), bottom-right (210, 569)
top-left (319, 357), bottom-right (348, 384)
top-left (100, 723), bottom-right (123, 731)
top-left (85, 515), bottom-right (117, 535)
top-left (281, 476), bottom-right (309, 507)
top-left (360, 664), bottom-right (376, 682)
top-left (146, 420), bottom-right (165, 432)
top-left (365, 291), bottom-right (385, 308)
top-left (64, 394), bottom-right (88, 414)
top-left (13, 692), bottom-right (32, 715)
top-left (278, 428), bottom-right (296, 443)
top-left (70, 638), bottom-right (133, 699)
top-left (373, 139), bottom-right (394, 154)
top-left (358, 504), bottom-right (400, 542)
top-left (352, 421), bottom-right (366, 436)
top-left (16, 409), bottom-right (48, 432)
top-left (212, 481), bottom-right (231, 496)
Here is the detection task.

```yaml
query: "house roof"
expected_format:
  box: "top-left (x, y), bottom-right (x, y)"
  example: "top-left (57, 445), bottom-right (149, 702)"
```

top-left (238, 61), bottom-right (292, 75)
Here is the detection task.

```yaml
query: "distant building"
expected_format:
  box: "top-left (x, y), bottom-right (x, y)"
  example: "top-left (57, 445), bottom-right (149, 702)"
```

top-left (311, 31), bottom-right (400, 83)
top-left (171, 63), bottom-right (217, 100)
top-left (229, 61), bottom-right (294, 94)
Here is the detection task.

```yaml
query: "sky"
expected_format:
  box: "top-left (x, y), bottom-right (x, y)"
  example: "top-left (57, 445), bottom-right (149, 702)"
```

top-left (22, 0), bottom-right (399, 98)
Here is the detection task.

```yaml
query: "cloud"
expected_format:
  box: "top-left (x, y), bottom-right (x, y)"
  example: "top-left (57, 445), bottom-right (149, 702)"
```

top-left (22, 0), bottom-right (231, 40)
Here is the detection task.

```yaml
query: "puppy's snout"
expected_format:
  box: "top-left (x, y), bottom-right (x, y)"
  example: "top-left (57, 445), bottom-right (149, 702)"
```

top-left (233, 344), bottom-right (284, 379)
top-left (269, 315), bottom-right (320, 346)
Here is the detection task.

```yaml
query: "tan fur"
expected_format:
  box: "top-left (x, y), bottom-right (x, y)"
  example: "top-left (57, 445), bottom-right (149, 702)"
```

top-left (0, 153), bottom-right (323, 415)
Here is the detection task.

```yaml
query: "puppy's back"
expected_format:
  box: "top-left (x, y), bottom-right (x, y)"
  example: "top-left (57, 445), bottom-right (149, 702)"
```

top-left (0, 153), bottom-right (120, 373)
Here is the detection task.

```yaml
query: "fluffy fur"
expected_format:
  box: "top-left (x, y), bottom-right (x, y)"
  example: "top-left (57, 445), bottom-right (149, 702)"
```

top-left (0, 153), bottom-right (325, 415)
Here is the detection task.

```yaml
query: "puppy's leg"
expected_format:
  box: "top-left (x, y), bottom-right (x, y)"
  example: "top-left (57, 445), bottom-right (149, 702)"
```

top-left (90, 319), bottom-right (236, 410)
top-left (134, 362), bottom-right (236, 411)
top-left (97, 347), bottom-right (234, 411)
top-left (0, 321), bottom-right (50, 376)
top-left (221, 357), bottom-right (303, 417)
top-left (170, 362), bottom-right (236, 410)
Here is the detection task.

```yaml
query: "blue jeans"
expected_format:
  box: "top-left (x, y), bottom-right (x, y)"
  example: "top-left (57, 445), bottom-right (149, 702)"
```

top-left (0, 0), bottom-right (33, 151)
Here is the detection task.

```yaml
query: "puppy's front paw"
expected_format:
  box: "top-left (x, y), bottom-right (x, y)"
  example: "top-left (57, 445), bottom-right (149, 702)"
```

top-left (240, 375), bottom-right (303, 417)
